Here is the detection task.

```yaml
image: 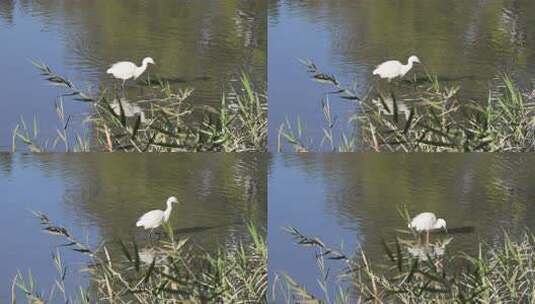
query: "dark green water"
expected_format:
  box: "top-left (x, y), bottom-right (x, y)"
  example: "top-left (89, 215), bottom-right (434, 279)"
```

top-left (269, 0), bottom-right (535, 150)
top-left (0, 0), bottom-right (266, 150)
top-left (0, 153), bottom-right (267, 302)
top-left (269, 153), bottom-right (535, 299)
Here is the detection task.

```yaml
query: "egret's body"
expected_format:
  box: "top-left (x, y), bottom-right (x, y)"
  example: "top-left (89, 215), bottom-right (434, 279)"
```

top-left (107, 57), bottom-right (155, 88)
top-left (136, 197), bottom-right (179, 235)
top-left (373, 55), bottom-right (420, 81)
top-left (408, 212), bottom-right (446, 244)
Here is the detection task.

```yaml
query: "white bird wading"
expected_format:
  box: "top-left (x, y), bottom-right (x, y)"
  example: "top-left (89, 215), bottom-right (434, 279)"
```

top-left (408, 212), bottom-right (446, 245)
top-left (107, 57), bottom-right (155, 90)
top-left (373, 55), bottom-right (420, 82)
top-left (136, 196), bottom-right (180, 238)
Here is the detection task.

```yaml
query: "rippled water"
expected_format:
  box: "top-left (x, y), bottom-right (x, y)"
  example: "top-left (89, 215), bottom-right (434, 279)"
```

top-left (0, 0), bottom-right (266, 150)
top-left (269, 0), bottom-right (535, 150)
top-left (0, 153), bottom-right (267, 302)
top-left (269, 153), bottom-right (535, 299)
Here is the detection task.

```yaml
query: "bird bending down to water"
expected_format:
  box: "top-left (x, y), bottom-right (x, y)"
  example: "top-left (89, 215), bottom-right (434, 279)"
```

top-left (373, 55), bottom-right (420, 81)
top-left (136, 196), bottom-right (180, 237)
top-left (107, 57), bottom-right (155, 89)
top-left (408, 212), bottom-right (446, 245)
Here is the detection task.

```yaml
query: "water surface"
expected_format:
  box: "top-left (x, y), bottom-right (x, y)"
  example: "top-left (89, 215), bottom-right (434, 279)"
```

top-left (0, 0), bottom-right (266, 150)
top-left (269, 153), bottom-right (535, 299)
top-left (269, 0), bottom-right (535, 150)
top-left (0, 153), bottom-right (267, 302)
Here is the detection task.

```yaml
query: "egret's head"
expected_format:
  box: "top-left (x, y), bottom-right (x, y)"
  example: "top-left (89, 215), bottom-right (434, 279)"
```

top-left (436, 218), bottom-right (447, 230)
top-left (143, 57), bottom-right (156, 65)
top-left (167, 196), bottom-right (179, 205)
top-left (408, 55), bottom-right (420, 64)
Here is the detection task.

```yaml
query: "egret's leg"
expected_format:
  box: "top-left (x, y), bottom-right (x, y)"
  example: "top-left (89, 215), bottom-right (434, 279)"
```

top-left (113, 81), bottom-right (119, 97)
top-left (122, 80), bottom-right (126, 98)
top-left (426, 231), bottom-right (430, 245)
top-left (148, 229), bottom-right (157, 246)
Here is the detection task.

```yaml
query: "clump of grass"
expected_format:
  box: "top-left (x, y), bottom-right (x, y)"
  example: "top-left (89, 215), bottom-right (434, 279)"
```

top-left (275, 226), bottom-right (535, 303)
top-left (12, 62), bottom-right (267, 152)
top-left (278, 60), bottom-right (535, 152)
top-left (357, 75), bottom-right (535, 152)
top-left (13, 211), bottom-right (267, 303)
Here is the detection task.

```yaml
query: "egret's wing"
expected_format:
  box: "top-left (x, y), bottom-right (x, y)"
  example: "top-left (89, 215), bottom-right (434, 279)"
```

top-left (107, 62), bottom-right (136, 76)
top-left (410, 212), bottom-right (437, 230)
top-left (108, 62), bottom-right (121, 69)
top-left (136, 210), bottom-right (164, 227)
top-left (374, 61), bottom-right (402, 78)
top-left (107, 62), bottom-right (122, 73)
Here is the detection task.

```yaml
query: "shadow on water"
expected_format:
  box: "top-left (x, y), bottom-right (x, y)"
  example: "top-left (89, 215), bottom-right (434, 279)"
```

top-left (399, 74), bottom-right (478, 86)
top-left (174, 225), bottom-right (218, 234)
top-left (143, 220), bottom-right (245, 240)
top-left (437, 226), bottom-right (476, 235)
top-left (173, 220), bottom-right (244, 235)
top-left (140, 76), bottom-right (213, 86)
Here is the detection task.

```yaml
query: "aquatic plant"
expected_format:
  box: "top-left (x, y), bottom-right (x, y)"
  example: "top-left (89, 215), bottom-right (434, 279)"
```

top-left (278, 60), bottom-right (535, 152)
top-left (274, 226), bottom-right (535, 303)
top-left (12, 211), bottom-right (267, 303)
top-left (12, 62), bottom-right (267, 152)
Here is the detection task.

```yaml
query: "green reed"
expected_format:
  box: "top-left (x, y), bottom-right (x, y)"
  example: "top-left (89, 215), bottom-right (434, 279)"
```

top-left (12, 211), bottom-right (267, 303)
top-left (12, 61), bottom-right (267, 152)
top-left (274, 225), bottom-right (535, 303)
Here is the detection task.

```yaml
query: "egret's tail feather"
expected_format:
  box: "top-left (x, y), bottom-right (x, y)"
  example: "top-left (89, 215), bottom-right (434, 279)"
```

top-left (136, 220), bottom-right (143, 227)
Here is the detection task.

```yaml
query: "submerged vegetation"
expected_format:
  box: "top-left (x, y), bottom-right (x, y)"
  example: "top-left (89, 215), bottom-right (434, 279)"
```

top-left (278, 60), bottom-right (535, 152)
top-left (13, 212), bottom-right (267, 303)
top-left (273, 218), bottom-right (535, 303)
top-left (12, 62), bottom-right (267, 152)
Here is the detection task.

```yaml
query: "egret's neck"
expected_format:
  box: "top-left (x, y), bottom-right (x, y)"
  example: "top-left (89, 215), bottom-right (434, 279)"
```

top-left (401, 61), bottom-right (414, 76)
top-left (140, 61), bottom-right (148, 70)
top-left (134, 61), bottom-right (148, 79)
top-left (164, 201), bottom-right (173, 222)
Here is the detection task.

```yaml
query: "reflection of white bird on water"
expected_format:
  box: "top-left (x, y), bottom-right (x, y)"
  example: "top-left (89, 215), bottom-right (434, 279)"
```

top-left (371, 95), bottom-right (410, 120)
top-left (408, 212), bottom-right (447, 245)
top-left (109, 98), bottom-right (147, 123)
top-left (373, 55), bottom-right (420, 81)
top-left (136, 196), bottom-right (180, 236)
top-left (107, 57), bottom-right (155, 89)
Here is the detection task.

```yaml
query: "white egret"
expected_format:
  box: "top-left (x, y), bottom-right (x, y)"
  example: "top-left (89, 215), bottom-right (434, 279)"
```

top-left (107, 57), bottom-right (155, 88)
top-left (373, 55), bottom-right (420, 81)
top-left (408, 212), bottom-right (446, 245)
top-left (136, 196), bottom-right (180, 236)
